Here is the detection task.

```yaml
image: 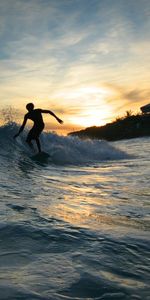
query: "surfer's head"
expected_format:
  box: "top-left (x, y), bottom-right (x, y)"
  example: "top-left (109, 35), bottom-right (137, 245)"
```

top-left (26, 103), bottom-right (34, 112)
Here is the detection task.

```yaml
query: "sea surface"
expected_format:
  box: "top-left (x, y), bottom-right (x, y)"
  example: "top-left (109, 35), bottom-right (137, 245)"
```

top-left (0, 123), bottom-right (149, 300)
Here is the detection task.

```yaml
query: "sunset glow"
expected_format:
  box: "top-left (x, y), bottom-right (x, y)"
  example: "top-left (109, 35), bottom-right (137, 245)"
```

top-left (0, 0), bottom-right (149, 134)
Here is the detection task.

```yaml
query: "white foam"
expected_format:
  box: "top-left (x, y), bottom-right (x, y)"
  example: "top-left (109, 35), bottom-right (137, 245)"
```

top-left (0, 124), bottom-right (128, 165)
top-left (40, 132), bottom-right (128, 164)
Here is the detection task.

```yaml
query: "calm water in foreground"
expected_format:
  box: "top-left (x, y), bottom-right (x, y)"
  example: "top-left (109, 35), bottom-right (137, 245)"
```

top-left (0, 124), bottom-right (149, 300)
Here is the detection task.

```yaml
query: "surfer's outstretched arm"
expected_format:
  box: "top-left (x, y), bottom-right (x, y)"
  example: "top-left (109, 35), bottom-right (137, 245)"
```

top-left (13, 116), bottom-right (28, 138)
top-left (41, 110), bottom-right (63, 124)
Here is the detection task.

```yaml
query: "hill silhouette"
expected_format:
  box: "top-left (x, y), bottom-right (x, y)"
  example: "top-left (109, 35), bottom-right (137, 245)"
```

top-left (69, 112), bottom-right (150, 141)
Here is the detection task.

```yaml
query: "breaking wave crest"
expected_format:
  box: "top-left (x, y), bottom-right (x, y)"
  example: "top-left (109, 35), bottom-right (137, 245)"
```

top-left (0, 123), bottom-right (128, 165)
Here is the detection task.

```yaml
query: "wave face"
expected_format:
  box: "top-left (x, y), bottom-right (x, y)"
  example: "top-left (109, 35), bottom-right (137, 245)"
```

top-left (0, 123), bottom-right (128, 165)
top-left (0, 124), bottom-right (149, 300)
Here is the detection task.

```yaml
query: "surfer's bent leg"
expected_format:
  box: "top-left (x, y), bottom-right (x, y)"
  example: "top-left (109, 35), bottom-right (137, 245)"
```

top-left (35, 138), bottom-right (41, 153)
top-left (35, 124), bottom-right (44, 152)
top-left (26, 129), bottom-right (34, 149)
top-left (26, 124), bottom-right (44, 152)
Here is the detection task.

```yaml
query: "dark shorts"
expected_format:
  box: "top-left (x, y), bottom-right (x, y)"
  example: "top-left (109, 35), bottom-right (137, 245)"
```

top-left (26, 124), bottom-right (44, 142)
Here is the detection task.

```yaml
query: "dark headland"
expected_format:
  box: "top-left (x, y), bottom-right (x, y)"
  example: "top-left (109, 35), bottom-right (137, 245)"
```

top-left (69, 110), bottom-right (150, 141)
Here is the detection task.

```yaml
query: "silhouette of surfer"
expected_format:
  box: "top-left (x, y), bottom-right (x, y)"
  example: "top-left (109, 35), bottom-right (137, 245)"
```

top-left (14, 103), bottom-right (63, 152)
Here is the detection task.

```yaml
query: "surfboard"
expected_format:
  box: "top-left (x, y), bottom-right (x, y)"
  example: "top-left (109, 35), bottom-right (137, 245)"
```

top-left (31, 151), bottom-right (50, 162)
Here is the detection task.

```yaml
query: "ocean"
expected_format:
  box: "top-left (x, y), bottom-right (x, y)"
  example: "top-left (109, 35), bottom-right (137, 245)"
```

top-left (0, 123), bottom-right (149, 300)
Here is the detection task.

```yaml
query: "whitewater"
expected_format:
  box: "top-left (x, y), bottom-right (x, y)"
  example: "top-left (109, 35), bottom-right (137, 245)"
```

top-left (0, 123), bottom-right (149, 300)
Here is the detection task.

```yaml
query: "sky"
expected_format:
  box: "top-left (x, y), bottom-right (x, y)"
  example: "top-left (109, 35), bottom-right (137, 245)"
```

top-left (0, 0), bottom-right (150, 134)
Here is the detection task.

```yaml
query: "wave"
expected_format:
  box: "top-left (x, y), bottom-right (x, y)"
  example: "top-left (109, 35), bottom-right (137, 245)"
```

top-left (0, 123), bottom-right (128, 165)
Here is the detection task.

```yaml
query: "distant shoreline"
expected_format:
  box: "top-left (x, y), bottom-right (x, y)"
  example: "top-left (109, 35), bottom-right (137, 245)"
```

top-left (69, 113), bottom-right (150, 141)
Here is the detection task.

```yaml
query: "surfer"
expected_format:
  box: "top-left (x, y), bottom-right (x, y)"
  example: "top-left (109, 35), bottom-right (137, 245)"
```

top-left (13, 103), bottom-right (63, 152)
